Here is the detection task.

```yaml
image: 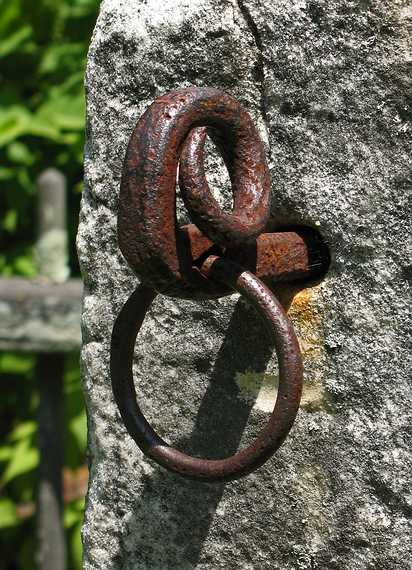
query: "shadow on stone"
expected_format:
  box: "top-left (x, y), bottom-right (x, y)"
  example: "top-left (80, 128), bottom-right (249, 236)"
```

top-left (120, 297), bottom-right (276, 568)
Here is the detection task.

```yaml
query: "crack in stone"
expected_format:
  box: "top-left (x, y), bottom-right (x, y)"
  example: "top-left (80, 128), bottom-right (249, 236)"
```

top-left (235, 0), bottom-right (270, 140)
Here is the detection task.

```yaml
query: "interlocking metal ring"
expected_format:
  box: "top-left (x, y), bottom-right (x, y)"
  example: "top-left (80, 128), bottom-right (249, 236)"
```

top-left (118, 87), bottom-right (270, 299)
top-left (111, 256), bottom-right (302, 482)
top-left (112, 86), bottom-right (305, 482)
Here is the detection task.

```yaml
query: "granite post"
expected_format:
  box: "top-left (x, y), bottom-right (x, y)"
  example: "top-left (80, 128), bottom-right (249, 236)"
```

top-left (78, 1), bottom-right (411, 568)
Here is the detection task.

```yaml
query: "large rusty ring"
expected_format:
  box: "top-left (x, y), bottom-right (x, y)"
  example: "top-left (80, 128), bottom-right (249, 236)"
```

top-left (110, 256), bottom-right (302, 483)
top-left (118, 87), bottom-right (271, 298)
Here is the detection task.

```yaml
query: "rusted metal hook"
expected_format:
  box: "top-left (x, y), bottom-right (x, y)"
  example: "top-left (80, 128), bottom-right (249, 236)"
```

top-left (111, 86), bottom-right (326, 482)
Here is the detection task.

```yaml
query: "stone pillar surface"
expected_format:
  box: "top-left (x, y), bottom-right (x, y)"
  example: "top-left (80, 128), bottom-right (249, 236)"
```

top-left (78, 1), bottom-right (411, 568)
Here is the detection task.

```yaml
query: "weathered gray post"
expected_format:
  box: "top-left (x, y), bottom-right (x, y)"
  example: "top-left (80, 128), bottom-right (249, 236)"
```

top-left (36, 168), bottom-right (69, 284)
top-left (79, 2), bottom-right (411, 568)
top-left (36, 168), bottom-right (68, 570)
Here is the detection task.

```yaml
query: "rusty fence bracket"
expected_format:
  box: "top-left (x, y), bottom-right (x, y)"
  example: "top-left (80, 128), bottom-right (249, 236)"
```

top-left (111, 87), bottom-right (328, 482)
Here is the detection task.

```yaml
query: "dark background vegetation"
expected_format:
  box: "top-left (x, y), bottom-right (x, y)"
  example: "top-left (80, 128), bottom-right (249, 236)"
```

top-left (0, 1), bottom-right (100, 567)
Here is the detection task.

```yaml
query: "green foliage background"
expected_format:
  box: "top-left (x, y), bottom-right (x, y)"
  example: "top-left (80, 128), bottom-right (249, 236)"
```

top-left (0, 0), bottom-right (100, 276)
top-left (0, 1), bottom-right (100, 568)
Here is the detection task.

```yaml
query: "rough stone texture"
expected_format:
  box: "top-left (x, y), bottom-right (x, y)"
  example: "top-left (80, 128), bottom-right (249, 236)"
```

top-left (78, 1), bottom-right (411, 568)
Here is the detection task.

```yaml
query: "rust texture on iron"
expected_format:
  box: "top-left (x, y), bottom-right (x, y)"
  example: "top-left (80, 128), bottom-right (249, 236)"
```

top-left (180, 224), bottom-right (324, 287)
top-left (112, 86), bottom-right (326, 482)
top-left (118, 87), bottom-right (271, 298)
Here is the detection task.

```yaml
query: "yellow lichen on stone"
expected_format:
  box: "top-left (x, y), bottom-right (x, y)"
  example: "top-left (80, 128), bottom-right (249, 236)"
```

top-left (235, 371), bottom-right (278, 412)
top-left (290, 288), bottom-right (334, 412)
top-left (235, 287), bottom-right (334, 413)
top-left (235, 370), bottom-right (333, 413)
top-left (289, 288), bottom-right (323, 361)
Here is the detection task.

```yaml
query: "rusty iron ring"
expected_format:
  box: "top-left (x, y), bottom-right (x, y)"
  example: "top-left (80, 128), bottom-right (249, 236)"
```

top-left (110, 256), bottom-right (302, 483)
top-left (179, 124), bottom-right (270, 249)
top-left (118, 87), bottom-right (271, 299)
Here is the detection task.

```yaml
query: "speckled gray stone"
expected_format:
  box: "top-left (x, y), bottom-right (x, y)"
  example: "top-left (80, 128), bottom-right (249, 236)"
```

top-left (78, 1), bottom-right (412, 568)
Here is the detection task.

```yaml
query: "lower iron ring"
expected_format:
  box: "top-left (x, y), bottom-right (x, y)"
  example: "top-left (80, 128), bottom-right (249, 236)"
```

top-left (110, 256), bottom-right (303, 482)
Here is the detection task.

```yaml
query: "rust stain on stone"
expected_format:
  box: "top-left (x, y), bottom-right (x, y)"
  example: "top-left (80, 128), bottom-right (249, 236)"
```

top-left (289, 288), bottom-right (323, 359)
top-left (235, 288), bottom-right (333, 414)
top-left (290, 288), bottom-right (334, 413)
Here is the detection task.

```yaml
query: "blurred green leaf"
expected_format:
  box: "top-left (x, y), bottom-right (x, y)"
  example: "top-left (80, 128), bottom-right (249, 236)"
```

top-left (13, 251), bottom-right (37, 277)
top-left (1, 438), bottom-right (39, 485)
top-left (69, 410), bottom-right (87, 453)
top-left (67, 0), bottom-right (98, 19)
top-left (39, 42), bottom-right (84, 75)
top-left (0, 25), bottom-right (32, 58)
top-left (0, 166), bottom-right (14, 180)
top-left (0, 0), bottom-right (24, 38)
top-left (0, 106), bottom-right (65, 147)
top-left (74, 180), bottom-right (83, 193)
top-left (0, 106), bottom-right (32, 147)
top-left (0, 447), bottom-right (13, 462)
top-left (9, 421), bottom-right (37, 442)
top-left (2, 209), bottom-right (17, 232)
top-left (64, 497), bottom-right (85, 528)
top-left (71, 519), bottom-right (84, 568)
top-left (0, 353), bottom-right (34, 374)
top-left (6, 141), bottom-right (35, 165)
top-left (0, 498), bottom-right (19, 528)
top-left (36, 92), bottom-right (85, 131)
